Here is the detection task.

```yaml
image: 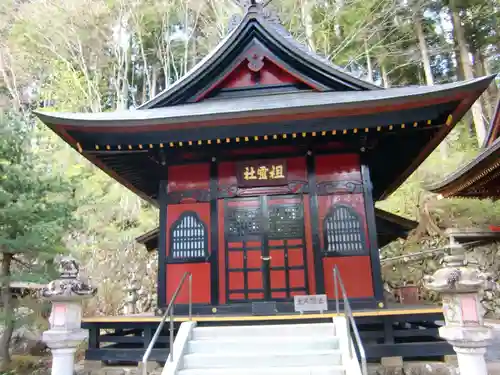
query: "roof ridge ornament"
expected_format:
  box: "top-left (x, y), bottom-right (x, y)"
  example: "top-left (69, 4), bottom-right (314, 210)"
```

top-left (227, 0), bottom-right (333, 68)
top-left (228, 0), bottom-right (281, 32)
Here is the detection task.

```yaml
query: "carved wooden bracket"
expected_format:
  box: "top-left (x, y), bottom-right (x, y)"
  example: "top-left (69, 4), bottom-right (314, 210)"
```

top-left (316, 180), bottom-right (364, 195)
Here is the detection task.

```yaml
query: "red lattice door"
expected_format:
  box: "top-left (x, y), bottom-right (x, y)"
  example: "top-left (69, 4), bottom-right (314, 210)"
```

top-left (267, 196), bottom-right (308, 300)
top-left (224, 195), bottom-right (308, 302)
top-left (225, 197), bottom-right (267, 302)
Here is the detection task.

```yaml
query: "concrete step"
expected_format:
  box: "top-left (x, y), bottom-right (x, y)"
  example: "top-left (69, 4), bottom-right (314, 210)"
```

top-left (187, 336), bottom-right (339, 354)
top-left (182, 350), bottom-right (343, 369)
top-left (178, 366), bottom-right (346, 375)
top-left (192, 323), bottom-right (335, 339)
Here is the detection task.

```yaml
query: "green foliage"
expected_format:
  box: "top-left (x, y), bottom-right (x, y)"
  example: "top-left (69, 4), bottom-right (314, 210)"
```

top-left (0, 111), bottom-right (77, 262)
top-left (0, 354), bottom-right (47, 375)
top-left (0, 110), bottom-right (80, 369)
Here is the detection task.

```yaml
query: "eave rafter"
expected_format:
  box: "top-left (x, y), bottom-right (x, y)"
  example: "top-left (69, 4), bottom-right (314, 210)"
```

top-left (73, 118), bottom-right (446, 153)
top-left (427, 133), bottom-right (500, 199)
top-left (449, 162), bottom-right (500, 197)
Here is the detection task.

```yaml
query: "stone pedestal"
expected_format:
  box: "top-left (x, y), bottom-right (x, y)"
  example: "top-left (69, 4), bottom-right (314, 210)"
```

top-left (424, 231), bottom-right (495, 375)
top-left (41, 256), bottom-right (97, 375)
top-left (454, 346), bottom-right (488, 374)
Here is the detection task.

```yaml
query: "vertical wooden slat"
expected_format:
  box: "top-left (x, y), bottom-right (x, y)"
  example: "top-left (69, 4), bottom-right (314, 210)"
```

top-left (170, 212), bottom-right (208, 261)
top-left (323, 204), bottom-right (366, 255)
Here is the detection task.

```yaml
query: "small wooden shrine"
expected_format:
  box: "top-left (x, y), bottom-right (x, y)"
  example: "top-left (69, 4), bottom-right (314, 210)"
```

top-left (35, 4), bottom-right (494, 314)
top-left (34, 2), bottom-right (495, 363)
top-left (428, 96), bottom-right (500, 199)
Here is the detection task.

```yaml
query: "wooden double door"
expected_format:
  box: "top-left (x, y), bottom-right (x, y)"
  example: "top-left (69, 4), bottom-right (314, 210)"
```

top-left (224, 195), bottom-right (309, 303)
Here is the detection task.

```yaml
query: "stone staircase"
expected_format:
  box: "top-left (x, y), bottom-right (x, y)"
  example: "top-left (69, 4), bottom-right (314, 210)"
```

top-left (161, 319), bottom-right (362, 375)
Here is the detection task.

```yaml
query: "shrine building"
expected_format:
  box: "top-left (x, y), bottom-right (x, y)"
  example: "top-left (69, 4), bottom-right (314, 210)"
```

top-left (428, 97), bottom-right (500, 200)
top-left (34, 2), bottom-right (496, 364)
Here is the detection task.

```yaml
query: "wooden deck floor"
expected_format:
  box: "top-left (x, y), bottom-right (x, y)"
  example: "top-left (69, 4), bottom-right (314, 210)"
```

top-left (82, 303), bottom-right (442, 323)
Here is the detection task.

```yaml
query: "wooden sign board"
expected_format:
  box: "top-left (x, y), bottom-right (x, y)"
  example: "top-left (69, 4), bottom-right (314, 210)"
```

top-left (294, 294), bottom-right (328, 314)
top-left (236, 159), bottom-right (287, 187)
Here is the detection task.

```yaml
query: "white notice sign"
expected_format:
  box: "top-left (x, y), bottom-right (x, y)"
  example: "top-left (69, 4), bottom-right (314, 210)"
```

top-left (293, 294), bottom-right (328, 313)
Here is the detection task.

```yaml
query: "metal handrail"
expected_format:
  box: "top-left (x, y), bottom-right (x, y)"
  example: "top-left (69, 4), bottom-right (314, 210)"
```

top-left (333, 266), bottom-right (367, 375)
top-left (141, 272), bottom-right (192, 375)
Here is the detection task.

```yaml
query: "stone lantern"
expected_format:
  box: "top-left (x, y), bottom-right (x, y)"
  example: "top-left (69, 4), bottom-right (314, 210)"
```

top-left (40, 256), bottom-right (97, 375)
top-left (424, 234), bottom-right (495, 375)
top-left (124, 276), bottom-right (140, 315)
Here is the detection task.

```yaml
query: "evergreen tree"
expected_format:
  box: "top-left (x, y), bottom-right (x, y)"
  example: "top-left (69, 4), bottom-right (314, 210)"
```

top-left (0, 110), bottom-right (77, 370)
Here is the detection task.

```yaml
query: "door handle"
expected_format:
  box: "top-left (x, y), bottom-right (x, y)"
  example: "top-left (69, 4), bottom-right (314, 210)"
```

top-left (260, 256), bottom-right (272, 261)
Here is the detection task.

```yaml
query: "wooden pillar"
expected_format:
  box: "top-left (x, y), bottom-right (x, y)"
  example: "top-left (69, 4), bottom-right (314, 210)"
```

top-left (209, 159), bottom-right (219, 305)
top-left (307, 152), bottom-right (325, 294)
top-left (361, 164), bottom-right (385, 306)
top-left (157, 180), bottom-right (168, 310)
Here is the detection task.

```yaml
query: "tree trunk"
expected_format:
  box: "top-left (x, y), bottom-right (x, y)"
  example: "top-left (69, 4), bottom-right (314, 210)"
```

top-left (191, 28), bottom-right (198, 69)
top-left (449, 0), bottom-right (486, 145)
top-left (151, 65), bottom-right (158, 98)
top-left (474, 50), bottom-right (492, 121)
top-left (380, 62), bottom-right (389, 88)
top-left (121, 40), bottom-right (130, 110)
top-left (415, 9), bottom-right (449, 158)
top-left (447, 5), bottom-right (473, 134)
top-left (365, 40), bottom-right (373, 83)
top-left (414, 11), bottom-right (434, 86)
top-left (453, 40), bottom-right (465, 81)
top-left (0, 253), bottom-right (13, 371)
top-left (301, 0), bottom-right (316, 51)
top-left (484, 58), bottom-right (499, 100)
top-left (333, 0), bottom-right (344, 39)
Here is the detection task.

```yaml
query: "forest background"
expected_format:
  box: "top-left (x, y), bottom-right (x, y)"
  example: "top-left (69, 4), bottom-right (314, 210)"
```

top-left (0, 0), bottom-right (499, 368)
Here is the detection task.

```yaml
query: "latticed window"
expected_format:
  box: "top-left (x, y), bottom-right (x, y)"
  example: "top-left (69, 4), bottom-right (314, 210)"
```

top-left (323, 204), bottom-right (366, 255)
top-left (169, 212), bottom-right (208, 261)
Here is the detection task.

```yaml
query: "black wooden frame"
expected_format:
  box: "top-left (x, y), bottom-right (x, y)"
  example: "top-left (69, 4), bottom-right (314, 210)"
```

top-left (82, 311), bottom-right (453, 364)
top-left (165, 189), bottom-right (211, 204)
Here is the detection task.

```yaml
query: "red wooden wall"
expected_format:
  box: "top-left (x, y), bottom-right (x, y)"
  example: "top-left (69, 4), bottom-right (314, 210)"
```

top-left (165, 164), bottom-right (211, 304)
top-left (196, 51), bottom-right (317, 101)
top-left (315, 154), bottom-right (374, 299)
top-left (164, 153), bottom-right (374, 306)
top-left (215, 58), bottom-right (301, 90)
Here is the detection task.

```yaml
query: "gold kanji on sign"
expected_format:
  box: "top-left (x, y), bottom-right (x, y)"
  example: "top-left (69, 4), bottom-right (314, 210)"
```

top-left (243, 166), bottom-right (257, 180)
top-left (238, 160), bottom-right (287, 186)
top-left (269, 165), bottom-right (285, 179)
top-left (257, 166), bottom-right (268, 180)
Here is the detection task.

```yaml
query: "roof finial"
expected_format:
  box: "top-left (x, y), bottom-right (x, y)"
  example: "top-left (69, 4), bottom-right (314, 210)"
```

top-left (231, 0), bottom-right (258, 11)
top-left (228, 0), bottom-right (281, 32)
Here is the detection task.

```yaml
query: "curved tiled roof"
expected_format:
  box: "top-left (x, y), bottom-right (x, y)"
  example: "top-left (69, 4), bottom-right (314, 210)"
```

top-left (427, 95), bottom-right (500, 199)
top-left (137, 4), bottom-right (379, 109)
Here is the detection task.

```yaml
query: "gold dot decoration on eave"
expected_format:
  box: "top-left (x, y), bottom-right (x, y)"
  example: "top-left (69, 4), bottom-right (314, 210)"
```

top-left (85, 117), bottom-right (447, 152)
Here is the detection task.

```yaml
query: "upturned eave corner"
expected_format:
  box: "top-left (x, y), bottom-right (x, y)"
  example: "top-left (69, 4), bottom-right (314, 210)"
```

top-left (484, 94), bottom-right (500, 148)
top-left (425, 92), bottom-right (500, 199)
top-left (379, 74), bottom-right (496, 200)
